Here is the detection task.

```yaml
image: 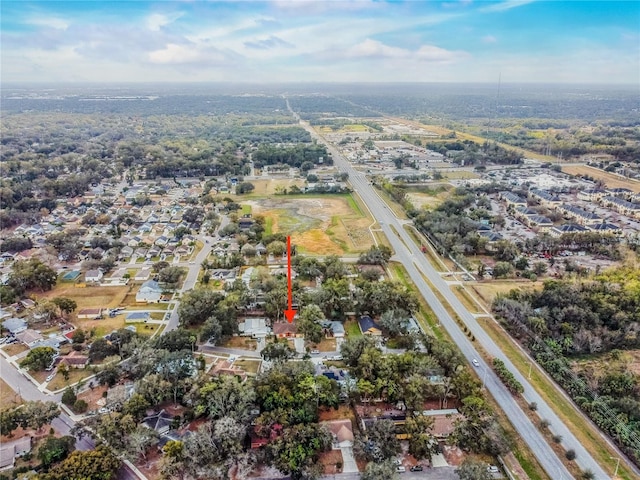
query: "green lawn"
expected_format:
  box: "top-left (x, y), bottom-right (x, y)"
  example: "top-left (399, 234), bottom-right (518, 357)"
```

top-left (344, 320), bottom-right (362, 338)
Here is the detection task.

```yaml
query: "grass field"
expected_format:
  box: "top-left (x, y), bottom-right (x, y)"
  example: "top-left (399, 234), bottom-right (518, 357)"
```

top-left (39, 285), bottom-right (130, 310)
top-left (245, 194), bottom-right (374, 255)
top-left (0, 378), bottom-right (22, 407)
top-left (48, 368), bottom-right (93, 392)
top-left (243, 178), bottom-right (306, 196)
top-left (562, 165), bottom-right (640, 193)
top-left (441, 170), bottom-right (481, 180)
top-left (344, 320), bottom-right (362, 338)
top-left (469, 281), bottom-right (540, 305)
top-left (76, 315), bottom-right (126, 338)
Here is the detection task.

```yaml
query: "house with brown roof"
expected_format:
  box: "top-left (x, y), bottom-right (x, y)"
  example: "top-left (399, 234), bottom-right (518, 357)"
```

top-left (58, 351), bottom-right (89, 369)
top-left (322, 419), bottom-right (354, 448)
top-left (273, 322), bottom-right (302, 338)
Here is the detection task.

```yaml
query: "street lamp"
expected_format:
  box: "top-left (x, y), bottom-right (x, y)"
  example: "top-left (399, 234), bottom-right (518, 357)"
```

top-left (610, 456), bottom-right (620, 478)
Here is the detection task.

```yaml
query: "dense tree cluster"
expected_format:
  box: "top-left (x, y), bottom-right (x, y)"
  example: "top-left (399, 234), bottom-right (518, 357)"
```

top-left (493, 268), bottom-right (640, 466)
top-left (252, 143), bottom-right (331, 169)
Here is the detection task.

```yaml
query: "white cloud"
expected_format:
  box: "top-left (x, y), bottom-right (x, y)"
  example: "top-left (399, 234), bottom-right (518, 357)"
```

top-left (344, 39), bottom-right (410, 59)
top-left (481, 1), bottom-right (535, 13)
top-left (25, 15), bottom-right (69, 30)
top-left (482, 35), bottom-right (497, 43)
top-left (148, 43), bottom-right (226, 65)
top-left (145, 12), bottom-right (184, 32)
top-left (416, 45), bottom-right (469, 63)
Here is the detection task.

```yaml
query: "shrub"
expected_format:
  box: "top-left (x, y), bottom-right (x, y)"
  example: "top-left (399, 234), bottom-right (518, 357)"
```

top-left (582, 469), bottom-right (595, 479)
top-left (529, 402), bottom-right (538, 411)
top-left (552, 434), bottom-right (563, 443)
top-left (73, 399), bottom-right (88, 413)
top-left (565, 449), bottom-right (577, 461)
top-left (540, 419), bottom-right (551, 429)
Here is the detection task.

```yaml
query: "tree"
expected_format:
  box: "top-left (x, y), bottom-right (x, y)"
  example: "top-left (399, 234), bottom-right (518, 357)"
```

top-left (0, 409), bottom-right (19, 437)
top-left (358, 245), bottom-right (392, 265)
top-left (126, 425), bottom-right (159, 461)
top-left (159, 266), bottom-right (184, 287)
top-left (71, 328), bottom-right (86, 344)
top-left (62, 388), bottom-right (77, 406)
top-left (492, 261), bottom-right (514, 279)
top-left (178, 289), bottom-right (225, 327)
top-left (261, 338), bottom-right (295, 362)
top-left (378, 309), bottom-right (410, 337)
top-left (52, 297), bottom-right (77, 317)
top-left (340, 336), bottom-right (379, 367)
top-left (19, 401), bottom-right (60, 431)
top-left (38, 435), bottom-right (76, 468)
top-left (354, 419), bottom-right (400, 462)
top-left (39, 445), bottom-right (120, 480)
top-left (360, 460), bottom-right (400, 480)
top-left (73, 399), bottom-right (88, 414)
top-left (267, 240), bottom-right (286, 256)
top-left (297, 304), bottom-right (325, 344)
top-left (268, 423), bottom-right (332, 480)
top-left (405, 415), bottom-right (437, 461)
top-left (152, 328), bottom-right (196, 353)
top-left (456, 458), bottom-right (493, 480)
top-left (20, 346), bottom-right (56, 371)
top-left (196, 375), bottom-right (256, 423)
top-left (122, 393), bottom-right (151, 421)
top-left (89, 338), bottom-right (118, 362)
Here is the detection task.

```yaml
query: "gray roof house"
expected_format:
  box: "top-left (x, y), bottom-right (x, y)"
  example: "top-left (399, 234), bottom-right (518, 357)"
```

top-left (136, 280), bottom-right (163, 303)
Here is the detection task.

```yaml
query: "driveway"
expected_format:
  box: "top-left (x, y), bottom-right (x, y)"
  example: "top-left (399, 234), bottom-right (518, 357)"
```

top-left (339, 447), bottom-right (358, 474)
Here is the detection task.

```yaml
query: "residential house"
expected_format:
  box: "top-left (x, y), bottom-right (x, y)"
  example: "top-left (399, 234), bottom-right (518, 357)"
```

top-left (85, 269), bottom-right (104, 283)
top-left (358, 315), bottom-right (382, 336)
top-left (255, 243), bottom-right (267, 256)
top-left (601, 196), bottom-right (640, 218)
top-left (328, 321), bottom-right (345, 339)
top-left (529, 188), bottom-right (561, 207)
top-left (578, 188), bottom-right (607, 202)
top-left (142, 410), bottom-right (174, 436)
top-left (126, 311), bottom-right (150, 323)
top-left (526, 215), bottom-right (554, 232)
top-left (135, 267), bottom-right (152, 282)
top-left (136, 280), bottom-right (163, 303)
top-left (2, 317), bottom-right (27, 335)
top-left (119, 246), bottom-right (134, 259)
top-left (322, 419), bottom-right (354, 449)
top-left (239, 318), bottom-right (271, 338)
top-left (15, 329), bottom-right (44, 347)
top-left (273, 322), bottom-right (301, 338)
top-left (588, 223), bottom-right (623, 236)
top-left (57, 351), bottom-right (89, 369)
top-left (0, 436), bottom-right (31, 470)
top-left (77, 308), bottom-right (102, 319)
top-left (550, 224), bottom-right (588, 237)
top-left (558, 204), bottom-right (601, 225)
top-left (500, 191), bottom-right (527, 207)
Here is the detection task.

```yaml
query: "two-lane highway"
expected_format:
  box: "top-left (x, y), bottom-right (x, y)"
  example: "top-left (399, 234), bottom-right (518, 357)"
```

top-left (287, 99), bottom-right (609, 480)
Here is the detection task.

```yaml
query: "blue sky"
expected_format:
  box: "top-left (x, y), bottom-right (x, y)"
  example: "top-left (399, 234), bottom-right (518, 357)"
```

top-left (1, 1), bottom-right (638, 84)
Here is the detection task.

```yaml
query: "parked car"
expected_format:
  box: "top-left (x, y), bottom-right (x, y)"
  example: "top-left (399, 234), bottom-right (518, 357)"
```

top-left (410, 465), bottom-right (424, 472)
top-left (396, 466), bottom-right (406, 473)
top-left (310, 349), bottom-right (320, 355)
top-left (45, 373), bottom-right (55, 382)
top-left (472, 358), bottom-right (480, 367)
top-left (487, 465), bottom-right (499, 473)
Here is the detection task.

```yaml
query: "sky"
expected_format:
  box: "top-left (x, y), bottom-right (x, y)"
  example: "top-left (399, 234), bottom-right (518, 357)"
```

top-left (1, 1), bottom-right (639, 84)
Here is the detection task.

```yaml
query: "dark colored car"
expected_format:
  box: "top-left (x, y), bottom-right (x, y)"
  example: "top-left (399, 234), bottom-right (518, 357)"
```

top-left (410, 465), bottom-right (424, 472)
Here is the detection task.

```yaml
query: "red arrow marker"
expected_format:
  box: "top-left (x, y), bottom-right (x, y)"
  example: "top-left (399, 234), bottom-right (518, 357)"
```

top-left (284, 236), bottom-right (296, 323)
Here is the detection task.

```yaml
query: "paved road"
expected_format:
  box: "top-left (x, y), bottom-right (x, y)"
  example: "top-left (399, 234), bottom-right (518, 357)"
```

top-left (287, 100), bottom-right (608, 480)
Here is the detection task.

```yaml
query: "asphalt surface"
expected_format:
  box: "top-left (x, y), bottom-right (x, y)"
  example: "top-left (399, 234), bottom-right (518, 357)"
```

top-left (287, 101), bottom-right (609, 480)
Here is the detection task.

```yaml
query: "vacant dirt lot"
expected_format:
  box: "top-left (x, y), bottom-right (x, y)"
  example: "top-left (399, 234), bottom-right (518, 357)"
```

top-left (246, 195), bottom-right (374, 254)
top-left (562, 165), bottom-right (640, 193)
top-left (244, 178), bottom-right (306, 196)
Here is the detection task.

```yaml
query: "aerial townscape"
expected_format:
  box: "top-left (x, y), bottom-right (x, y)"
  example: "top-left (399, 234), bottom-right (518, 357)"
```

top-left (0, 2), bottom-right (639, 480)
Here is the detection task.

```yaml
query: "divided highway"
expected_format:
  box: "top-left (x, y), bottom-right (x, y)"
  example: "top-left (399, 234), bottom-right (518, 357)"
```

top-left (287, 100), bottom-right (609, 480)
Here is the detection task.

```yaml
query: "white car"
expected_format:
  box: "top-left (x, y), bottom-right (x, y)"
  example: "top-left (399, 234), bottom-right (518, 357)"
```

top-left (45, 373), bottom-right (55, 382)
top-left (472, 359), bottom-right (480, 367)
top-left (310, 349), bottom-right (320, 355)
top-left (396, 466), bottom-right (406, 473)
top-left (487, 465), bottom-right (499, 473)
top-left (98, 407), bottom-right (109, 414)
